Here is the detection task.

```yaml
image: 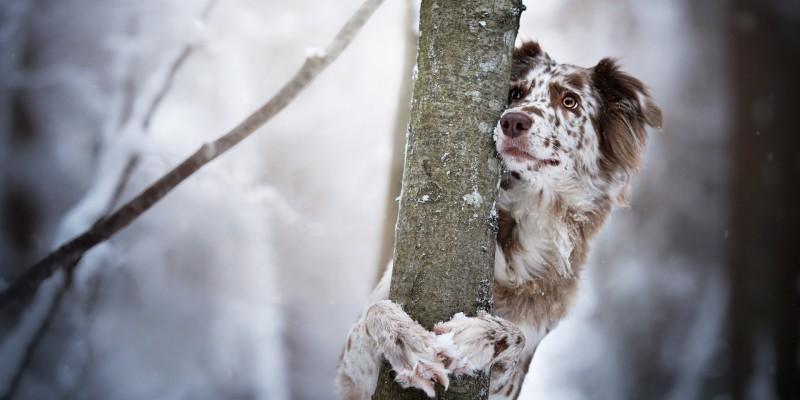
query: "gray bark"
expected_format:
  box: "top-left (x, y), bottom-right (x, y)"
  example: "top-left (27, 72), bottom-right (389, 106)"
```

top-left (372, 1), bottom-right (523, 399)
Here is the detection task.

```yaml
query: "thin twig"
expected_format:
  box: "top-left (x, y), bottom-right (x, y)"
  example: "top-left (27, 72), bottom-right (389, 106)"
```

top-left (142, 0), bottom-right (218, 131)
top-left (112, 0), bottom-right (219, 210)
top-left (141, 0), bottom-right (216, 133)
top-left (0, 0), bottom-right (385, 311)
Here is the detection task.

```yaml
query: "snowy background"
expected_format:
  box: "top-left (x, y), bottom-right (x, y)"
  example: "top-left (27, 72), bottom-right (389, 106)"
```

top-left (0, 0), bottom-right (778, 399)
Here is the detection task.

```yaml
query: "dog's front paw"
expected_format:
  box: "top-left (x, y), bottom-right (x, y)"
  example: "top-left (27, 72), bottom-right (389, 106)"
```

top-left (433, 311), bottom-right (525, 377)
top-left (366, 301), bottom-right (449, 397)
top-left (392, 354), bottom-right (449, 398)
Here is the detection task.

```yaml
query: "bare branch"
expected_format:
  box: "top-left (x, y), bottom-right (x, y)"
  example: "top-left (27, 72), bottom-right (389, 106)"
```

top-left (0, 0), bottom-right (385, 310)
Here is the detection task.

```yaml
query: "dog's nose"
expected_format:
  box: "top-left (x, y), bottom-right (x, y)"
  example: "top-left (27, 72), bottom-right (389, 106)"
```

top-left (500, 112), bottom-right (532, 138)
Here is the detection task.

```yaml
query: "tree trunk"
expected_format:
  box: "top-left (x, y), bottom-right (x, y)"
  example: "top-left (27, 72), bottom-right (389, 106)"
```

top-left (375, 0), bottom-right (417, 282)
top-left (372, 1), bottom-right (523, 399)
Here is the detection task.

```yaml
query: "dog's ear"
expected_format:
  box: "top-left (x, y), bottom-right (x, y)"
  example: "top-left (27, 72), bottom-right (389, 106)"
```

top-left (591, 58), bottom-right (662, 176)
top-left (511, 41), bottom-right (548, 81)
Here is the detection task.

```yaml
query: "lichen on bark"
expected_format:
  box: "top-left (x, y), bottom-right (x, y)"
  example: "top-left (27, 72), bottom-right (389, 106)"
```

top-left (372, 0), bottom-right (523, 399)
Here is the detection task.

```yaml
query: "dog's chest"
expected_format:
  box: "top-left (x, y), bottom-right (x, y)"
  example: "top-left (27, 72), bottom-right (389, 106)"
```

top-left (492, 191), bottom-right (581, 340)
top-left (495, 195), bottom-right (575, 287)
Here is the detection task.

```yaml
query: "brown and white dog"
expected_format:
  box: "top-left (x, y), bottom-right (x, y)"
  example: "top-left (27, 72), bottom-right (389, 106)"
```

top-left (336, 41), bottom-right (662, 400)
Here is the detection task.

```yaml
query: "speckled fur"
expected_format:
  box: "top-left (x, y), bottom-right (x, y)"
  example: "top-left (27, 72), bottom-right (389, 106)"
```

top-left (336, 41), bottom-right (661, 399)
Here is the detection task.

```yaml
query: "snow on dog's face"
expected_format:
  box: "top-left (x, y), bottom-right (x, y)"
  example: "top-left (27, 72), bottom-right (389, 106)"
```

top-left (495, 41), bottom-right (662, 202)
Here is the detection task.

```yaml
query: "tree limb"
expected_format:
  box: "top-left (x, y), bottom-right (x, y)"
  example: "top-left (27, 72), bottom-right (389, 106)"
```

top-left (0, 0), bottom-right (385, 311)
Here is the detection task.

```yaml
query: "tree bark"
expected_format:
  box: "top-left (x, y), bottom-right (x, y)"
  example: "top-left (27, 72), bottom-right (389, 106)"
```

top-left (372, 1), bottom-right (523, 399)
top-left (375, 0), bottom-right (417, 282)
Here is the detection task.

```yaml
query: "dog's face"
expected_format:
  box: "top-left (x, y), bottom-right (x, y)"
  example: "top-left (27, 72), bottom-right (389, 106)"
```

top-left (495, 41), bottom-right (662, 199)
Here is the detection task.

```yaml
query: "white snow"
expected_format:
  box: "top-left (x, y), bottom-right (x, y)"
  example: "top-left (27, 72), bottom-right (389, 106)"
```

top-left (463, 190), bottom-right (483, 207)
top-left (304, 46), bottom-right (327, 59)
top-left (479, 59), bottom-right (496, 73)
top-left (1, 0), bottom-right (407, 398)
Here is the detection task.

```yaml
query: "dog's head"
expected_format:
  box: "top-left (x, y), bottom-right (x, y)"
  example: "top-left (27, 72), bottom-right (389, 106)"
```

top-left (496, 41), bottom-right (662, 203)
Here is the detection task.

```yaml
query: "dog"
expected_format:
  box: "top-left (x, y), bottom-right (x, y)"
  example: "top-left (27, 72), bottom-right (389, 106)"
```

top-left (336, 41), bottom-right (662, 400)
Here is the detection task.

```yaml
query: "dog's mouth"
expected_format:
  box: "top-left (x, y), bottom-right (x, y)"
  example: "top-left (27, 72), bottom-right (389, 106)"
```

top-left (500, 146), bottom-right (560, 169)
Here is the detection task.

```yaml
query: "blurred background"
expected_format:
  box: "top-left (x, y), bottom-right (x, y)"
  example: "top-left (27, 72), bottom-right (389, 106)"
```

top-left (0, 0), bottom-right (796, 399)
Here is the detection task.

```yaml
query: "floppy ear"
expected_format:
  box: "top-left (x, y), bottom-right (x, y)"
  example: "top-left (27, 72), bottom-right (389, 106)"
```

top-left (591, 58), bottom-right (662, 177)
top-left (511, 41), bottom-right (549, 81)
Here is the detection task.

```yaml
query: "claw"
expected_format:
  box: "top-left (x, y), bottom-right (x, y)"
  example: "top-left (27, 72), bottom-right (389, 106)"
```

top-left (420, 360), bottom-right (450, 392)
top-left (394, 360), bottom-right (448, 397)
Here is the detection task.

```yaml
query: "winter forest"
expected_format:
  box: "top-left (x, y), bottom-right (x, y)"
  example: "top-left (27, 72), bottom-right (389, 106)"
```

top-left (0, 0), bottom-right (797, 399)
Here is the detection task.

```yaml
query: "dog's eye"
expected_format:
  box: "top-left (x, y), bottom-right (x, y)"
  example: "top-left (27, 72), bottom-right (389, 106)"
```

top-left (562, 94), bottom-right (579, 109)
top-left (509, 88), bottom-right (522, 101)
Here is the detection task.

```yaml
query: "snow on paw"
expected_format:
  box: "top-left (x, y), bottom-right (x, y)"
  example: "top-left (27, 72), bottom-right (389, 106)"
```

top-left (433, 311), bottom-right (525, 376)
top-left (432, 321), bottom-right (474, 376)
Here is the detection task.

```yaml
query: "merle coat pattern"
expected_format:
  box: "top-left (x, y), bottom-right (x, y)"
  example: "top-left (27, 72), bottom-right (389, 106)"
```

top-left (336, 41), bottom-right (662, 400)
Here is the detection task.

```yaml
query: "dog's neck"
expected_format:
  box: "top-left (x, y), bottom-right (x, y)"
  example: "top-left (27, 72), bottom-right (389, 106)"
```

top-left (494, 172), bottom-right (615, 288)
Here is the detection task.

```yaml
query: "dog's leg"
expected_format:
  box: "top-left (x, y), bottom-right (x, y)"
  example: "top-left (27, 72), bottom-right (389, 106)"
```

top-left (336, 300), bottom-right (454, 399)
top-left (336, 265), bottom-right (454, 399)
top-left (433, 312), bottom-right (528, 399)
top-left (487, 351), bottom-right (533, 400)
